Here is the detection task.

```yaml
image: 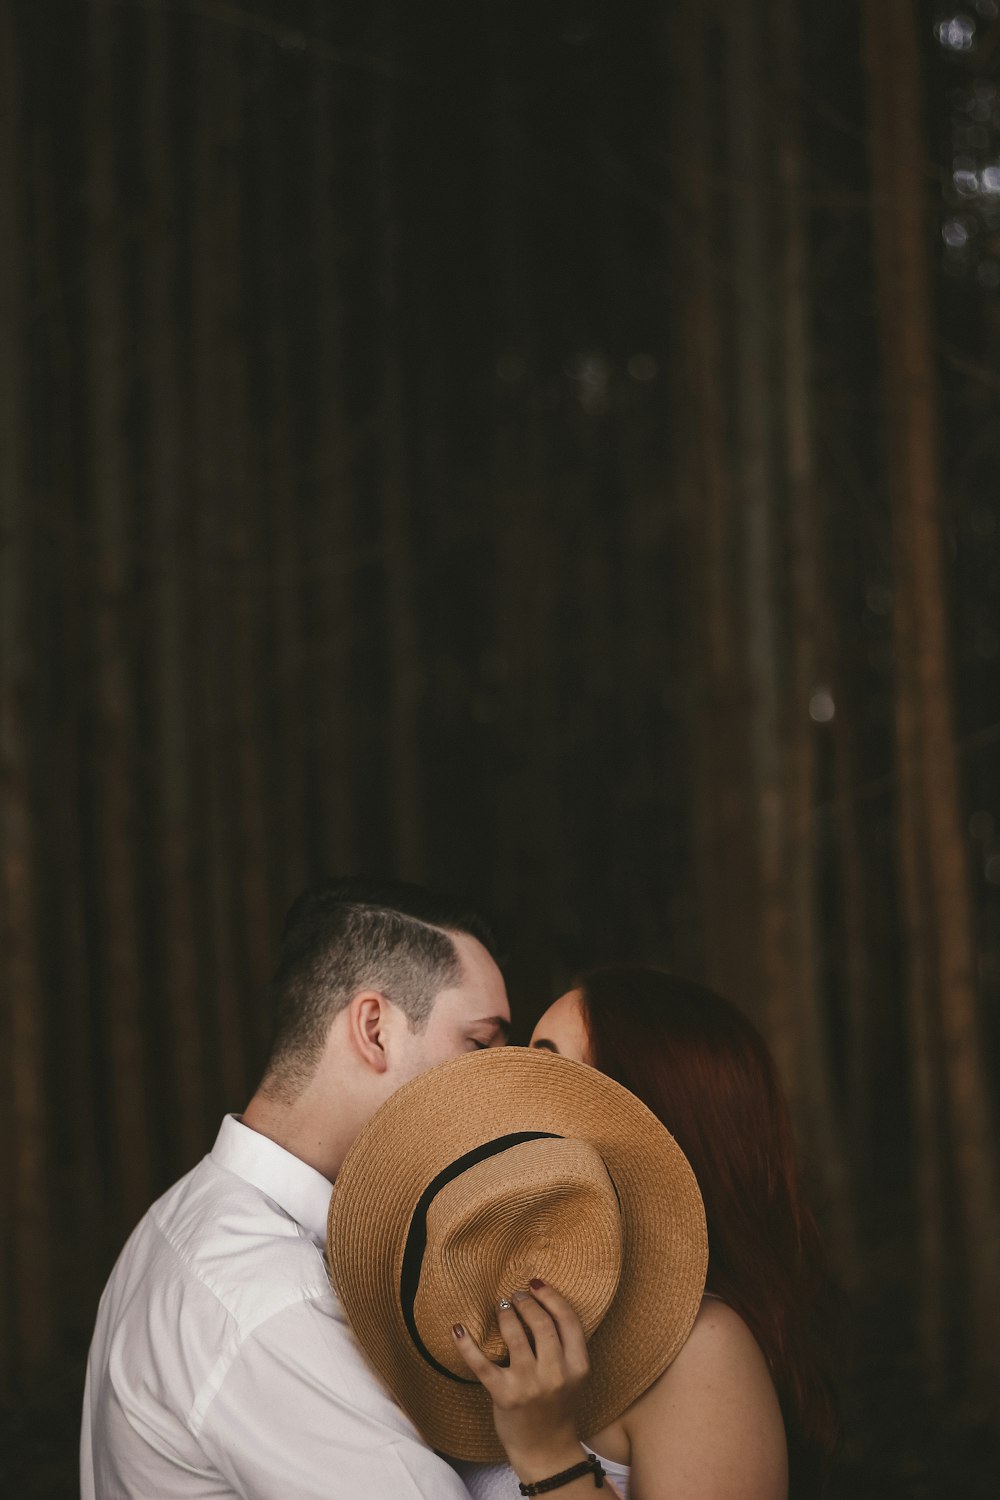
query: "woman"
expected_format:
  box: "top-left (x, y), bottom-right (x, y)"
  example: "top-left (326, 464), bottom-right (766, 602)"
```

top-left (455, 966), bottom-right (839, 1499)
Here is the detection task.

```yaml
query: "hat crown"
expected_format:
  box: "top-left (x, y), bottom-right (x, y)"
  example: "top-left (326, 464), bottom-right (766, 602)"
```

top-left (413, 1135), bottom-right (623, 1376)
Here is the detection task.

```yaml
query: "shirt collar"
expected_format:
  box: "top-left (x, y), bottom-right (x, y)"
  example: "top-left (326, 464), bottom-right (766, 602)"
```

top-left (210, 1114), bottom-right (333, 1248)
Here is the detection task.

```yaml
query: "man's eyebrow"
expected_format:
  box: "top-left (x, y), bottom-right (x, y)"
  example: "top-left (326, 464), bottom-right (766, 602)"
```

top-left (488, 1015), bottom-right (511, 1041)
top-left (531, 1038), bottom-right (558, 1053)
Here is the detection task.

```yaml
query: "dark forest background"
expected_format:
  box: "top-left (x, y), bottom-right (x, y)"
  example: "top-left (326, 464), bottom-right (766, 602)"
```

top-left (2, 0), bottom-right (999, 1494)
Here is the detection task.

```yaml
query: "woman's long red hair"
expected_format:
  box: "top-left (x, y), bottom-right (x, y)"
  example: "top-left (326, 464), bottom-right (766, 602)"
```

top-left (577, 966), bottom-right (839, 1494)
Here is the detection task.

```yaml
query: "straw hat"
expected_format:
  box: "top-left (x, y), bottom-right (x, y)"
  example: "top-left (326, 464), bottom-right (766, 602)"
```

top-left (326, 1046), bottom-right (708, 1462)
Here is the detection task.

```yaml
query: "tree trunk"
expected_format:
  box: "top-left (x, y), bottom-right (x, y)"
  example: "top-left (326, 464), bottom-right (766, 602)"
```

top-left (489, 62), bottom-right (562, 991)
top-left (87, 4), bottom-right (152, 1226)
top-left (0, 2), bottom-right (54, 1385)
top-left (221, 60), bottom-right (273, 1060)
top-left (143, 4), bottom-right (208, 1171)
top-left (30, 69), bottom-right (103, 1329)
top-left (192, 19), bottom-right (250, 1110)
top-left (373, 8), bottom-right (424, 880)
top-left (305, 0), bottom-right (355, 880)
top-left (725, 3), bottom-right (790, 1062)
top-left (253, 67), bottom-right (306, 922)
top-left (864, 0), bottom-right (1000, 1386)
top-left (668, 0), bottom-right (757, 1004)
top-left (828, 652), bottom-right (876, 1238)
top-left (770, 0), bottom-right (856, 1276)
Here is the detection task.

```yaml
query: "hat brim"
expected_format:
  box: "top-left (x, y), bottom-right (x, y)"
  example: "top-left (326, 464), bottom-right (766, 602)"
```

top-left (327, 1046), bottom-right (707, 1462)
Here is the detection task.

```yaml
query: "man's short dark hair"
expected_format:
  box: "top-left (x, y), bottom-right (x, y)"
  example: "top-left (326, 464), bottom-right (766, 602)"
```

top-left (260, 877), bottom-right (498, 1102)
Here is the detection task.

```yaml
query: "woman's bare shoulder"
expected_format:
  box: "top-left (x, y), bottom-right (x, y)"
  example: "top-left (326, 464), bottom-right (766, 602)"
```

top-left (621, 1297), bottom-right (788, 1500)
top-left (681, 1295), bottom-right (775, 1373)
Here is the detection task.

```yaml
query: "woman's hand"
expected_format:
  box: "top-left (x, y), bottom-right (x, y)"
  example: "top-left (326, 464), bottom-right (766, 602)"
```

top-left (452, 1279), bottom-right (591, 1482)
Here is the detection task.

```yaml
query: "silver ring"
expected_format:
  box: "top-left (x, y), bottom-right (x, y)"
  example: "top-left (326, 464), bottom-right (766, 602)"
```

top-left (498, 1297), bottom-right (512, 1310)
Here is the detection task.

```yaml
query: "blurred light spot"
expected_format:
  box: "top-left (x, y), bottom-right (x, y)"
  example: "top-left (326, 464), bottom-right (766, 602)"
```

top-left (866, 583), bottom-right (893, 615)
top-left (937, 14), bottom-right (977, 49)
top-left (974, 0), bottom-right (998, 17)
top-left (953, 166), bottom-right (980, 196)
top-left (977, 259), bottom-right (1000, 287)
top-left (943, 218), bottom-right (969, 247)
top-left (969, 810), bottom-right (994, 840)
top-left (808, 688), bottom-right (835, 723)
top-left (565, 352), bottom-right (609, 415)
top-left (627, 353), bottom-right (659, 382)
top-left (980, 164), bottom-right (1000, 194)
top-left (497, 352), bottom-right (526, 383)
top-left (985, 853), bottom-right (1000, 884)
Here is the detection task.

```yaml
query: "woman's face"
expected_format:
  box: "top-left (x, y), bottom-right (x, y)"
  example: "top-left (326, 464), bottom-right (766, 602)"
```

top-left (529, 988), bottom-right (593, 1064)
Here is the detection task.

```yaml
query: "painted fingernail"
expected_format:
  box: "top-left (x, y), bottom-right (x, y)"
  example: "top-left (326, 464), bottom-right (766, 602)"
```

top-left (498, 1297), bottom-right (512, 1310)
top-left (529, 1277), bottom-right (546, 1290)
top-left (512, 1289), bottom-right (530, 1303)
top-left (452, 1323), bottom-right (465, 1338)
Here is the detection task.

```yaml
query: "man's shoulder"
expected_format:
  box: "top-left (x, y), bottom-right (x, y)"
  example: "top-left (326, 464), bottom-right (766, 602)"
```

top-left (160, 1153), bottom-right (331, 1319)
top-left (107, 1153), bottom-right (332, 1342)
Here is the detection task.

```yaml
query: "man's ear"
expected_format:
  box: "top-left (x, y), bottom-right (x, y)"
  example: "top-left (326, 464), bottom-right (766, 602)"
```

top-left (346, 991), bottom-right (392, 1073)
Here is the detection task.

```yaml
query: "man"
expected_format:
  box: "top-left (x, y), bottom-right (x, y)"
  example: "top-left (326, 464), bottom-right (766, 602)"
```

top-left (81, 877), bottom-right (511, 1499)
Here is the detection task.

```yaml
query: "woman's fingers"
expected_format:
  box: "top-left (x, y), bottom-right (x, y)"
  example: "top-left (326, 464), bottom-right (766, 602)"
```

top-left (498, 1298), bottom-right (534, 1363)
top-left (451, 1297), bottom-right (541, 1393)
top-left (452, 1323), bottom-right (504, 1393)
top-left (527, 1281), bottom-right (591, 1378)
top-left (507, 1290), bottom-right (563, 1374)
top-left (452, 1282), bottom-right (590, 1396)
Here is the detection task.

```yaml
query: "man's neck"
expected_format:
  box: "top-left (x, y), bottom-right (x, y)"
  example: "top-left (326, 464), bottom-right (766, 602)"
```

top-left (241, 1088), bottom-right (358, 1181)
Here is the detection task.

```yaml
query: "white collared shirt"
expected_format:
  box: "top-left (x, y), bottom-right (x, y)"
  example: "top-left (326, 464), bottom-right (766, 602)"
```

top-left (81, 1115), bottom-right (473, 1498)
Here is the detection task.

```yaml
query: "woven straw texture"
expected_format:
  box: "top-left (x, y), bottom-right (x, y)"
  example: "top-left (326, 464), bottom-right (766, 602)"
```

top-left (327, 1046), bottom-right (708, 1462)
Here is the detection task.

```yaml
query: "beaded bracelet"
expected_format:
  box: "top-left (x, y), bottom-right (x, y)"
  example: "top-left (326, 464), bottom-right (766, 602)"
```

top-left (517, 1451), bottom-right (606, 1495)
